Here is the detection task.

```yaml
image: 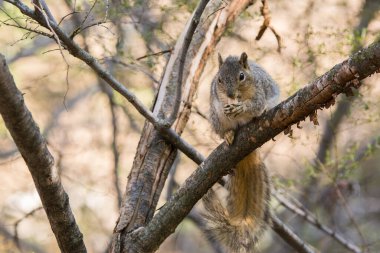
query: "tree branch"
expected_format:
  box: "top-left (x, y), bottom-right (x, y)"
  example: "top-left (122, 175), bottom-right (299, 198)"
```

top-left (270, 214), bottom-right (315, 253)
top-left (274, 191), bottom-right (362, 253)
top-left (0, 54), bottom-right (87, 253)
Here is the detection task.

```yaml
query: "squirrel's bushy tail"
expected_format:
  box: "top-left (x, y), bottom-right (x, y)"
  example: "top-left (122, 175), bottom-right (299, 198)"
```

top-left (203, 151), bottom-right (270, 253)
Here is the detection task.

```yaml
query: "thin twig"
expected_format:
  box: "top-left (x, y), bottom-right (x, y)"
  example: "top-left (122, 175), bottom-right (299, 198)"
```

top-left (79, 20), bottom-right (110, 32)
top-left (312, 136), bottom-right (376, 252)
top-left (255, 0), bottom-right (282, 52)
top-left (101, 83), bottom-right (123, 208)
top-left (0, 221), bottom-right (47, 253)
top-left (110, 95), bottom-right (122, 208)
top-left (136, 48), bottom-right (173, 61)
top-left (270, 214), bottom-right (315, 253)
top-left (116, 102), bottom-right (141, 132)
top-left (0, 154), bottom-right (21, 165)
top-left (0, 20), bottom-right (52, 37)
top-left (192, 104), bottom-right (208, 120)
top-left (8, 36), bottom-right (53, 63)
top-left (0, 7), bottom-right (53, 38)
top-left (32, 0), bottom-right (66, 60)
top-left (57, 11), bottom-right (79, 25)
top-left (334, 184), bottom-right (368, 251)
top-left (274, 190), bottom-right (362, 253)
top-left (13, 207), bottom-right (43, 252)
top-left (108, 59), bottom-right (160, 84)
top-left (78, 0), bottom-right (97, 30)
top-left (32, 0), bottom-right (71, 109)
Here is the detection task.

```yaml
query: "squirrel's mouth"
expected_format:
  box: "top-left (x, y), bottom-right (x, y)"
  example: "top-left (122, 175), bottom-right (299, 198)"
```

top-left (227, 97), bottom-right (238, 104)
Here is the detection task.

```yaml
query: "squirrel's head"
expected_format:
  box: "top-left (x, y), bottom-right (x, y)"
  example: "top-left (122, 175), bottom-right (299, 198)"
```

top-left (217, 52), bottom-right (252, 99)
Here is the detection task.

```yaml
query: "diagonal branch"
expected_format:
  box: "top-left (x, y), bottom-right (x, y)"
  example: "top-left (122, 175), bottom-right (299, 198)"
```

top-left (0, 54), bottom-right (87, 253)
top-left (270, 214), bottom-right (315, 253)
top-left (125, 40), bottom-right (380, 252)
top-left (274, 191), bottom-right (362, 253)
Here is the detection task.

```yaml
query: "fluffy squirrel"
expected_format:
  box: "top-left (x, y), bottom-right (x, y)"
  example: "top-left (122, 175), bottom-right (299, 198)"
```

top-left (203, 52), bottom-right (280, 253)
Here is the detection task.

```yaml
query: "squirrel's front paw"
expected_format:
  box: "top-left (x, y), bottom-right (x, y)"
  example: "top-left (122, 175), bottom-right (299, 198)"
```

top-left (224, 130), bottom-right (235, 145)
top-left (224, 102), bottom-right (244, 118)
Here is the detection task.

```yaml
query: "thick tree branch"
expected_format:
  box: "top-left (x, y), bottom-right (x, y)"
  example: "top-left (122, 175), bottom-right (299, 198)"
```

top-left (0, 54), bottom-right (87, 253)
top-left (125, 40), bottom-right (380, 252)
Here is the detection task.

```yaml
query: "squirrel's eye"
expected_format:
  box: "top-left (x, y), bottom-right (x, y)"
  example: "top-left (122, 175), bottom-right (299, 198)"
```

top-left (239, 72), bottom-right (245, 81)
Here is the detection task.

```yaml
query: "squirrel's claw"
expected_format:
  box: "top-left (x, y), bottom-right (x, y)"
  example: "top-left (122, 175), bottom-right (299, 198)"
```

top-left (224, 130), bottom-right (235, 145)
top-left (224, 102), bottom-right (244, 118)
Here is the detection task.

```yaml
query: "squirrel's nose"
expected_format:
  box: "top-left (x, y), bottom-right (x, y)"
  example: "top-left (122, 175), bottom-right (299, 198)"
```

top-left (227, 89), bottom-right (235, 99)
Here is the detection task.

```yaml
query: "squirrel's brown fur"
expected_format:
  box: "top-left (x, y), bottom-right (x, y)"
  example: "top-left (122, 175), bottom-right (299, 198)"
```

top-left (203, 52), bottom-right (279, 253)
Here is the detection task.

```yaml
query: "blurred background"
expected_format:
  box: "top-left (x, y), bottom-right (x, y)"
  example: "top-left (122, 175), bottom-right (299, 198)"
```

top-left (0, 0), bottom-right (380, 252)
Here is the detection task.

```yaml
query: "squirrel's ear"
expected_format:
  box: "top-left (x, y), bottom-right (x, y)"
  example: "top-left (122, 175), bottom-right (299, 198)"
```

top-left (239, 52), bottom-right (248, 69)
top-left (218, 53), bottom-right (223, 68)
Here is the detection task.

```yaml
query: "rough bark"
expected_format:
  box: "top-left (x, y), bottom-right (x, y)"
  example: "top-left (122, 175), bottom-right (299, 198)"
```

top-left (122, 40), bottom-right (380, 253)
top-left (0, 54), bottom-right (86, 253)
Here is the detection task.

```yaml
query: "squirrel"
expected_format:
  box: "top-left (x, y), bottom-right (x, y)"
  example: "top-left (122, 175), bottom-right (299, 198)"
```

top-left (203, 52), bottom-right (279, 253)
